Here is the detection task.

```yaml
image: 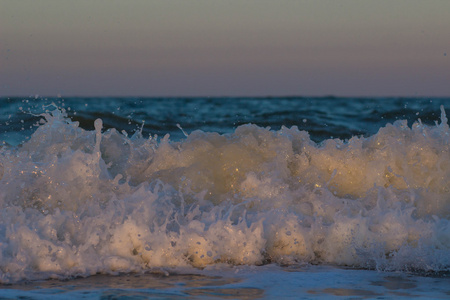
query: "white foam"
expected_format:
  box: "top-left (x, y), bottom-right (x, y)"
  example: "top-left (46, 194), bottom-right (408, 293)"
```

top-left (0, 107), bottom-right (449, 283)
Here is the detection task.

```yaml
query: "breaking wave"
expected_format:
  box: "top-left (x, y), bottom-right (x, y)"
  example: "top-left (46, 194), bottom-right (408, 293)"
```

top-left (0, 106), bottom-right (449, 283)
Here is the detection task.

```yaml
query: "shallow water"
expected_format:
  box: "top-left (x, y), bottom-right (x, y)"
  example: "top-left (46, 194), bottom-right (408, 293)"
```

top-left (1, 265), bottom-right (449, 299)
top-left (0, 97), bottom-right (449, 297)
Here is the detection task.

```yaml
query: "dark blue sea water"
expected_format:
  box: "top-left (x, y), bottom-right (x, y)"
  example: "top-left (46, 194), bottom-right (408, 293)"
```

top-left (1, 97), bottom-right (449, 145)
top-left (0, 97), bottom-right (449, 298)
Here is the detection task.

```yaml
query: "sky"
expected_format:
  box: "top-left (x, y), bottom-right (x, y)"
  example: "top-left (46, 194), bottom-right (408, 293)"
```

top-left (0, 0), bottom-right (449, 97)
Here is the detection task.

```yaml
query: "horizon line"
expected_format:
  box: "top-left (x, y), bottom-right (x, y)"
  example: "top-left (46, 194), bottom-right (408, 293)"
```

top-left (1, 94), bottom-right (450, 99)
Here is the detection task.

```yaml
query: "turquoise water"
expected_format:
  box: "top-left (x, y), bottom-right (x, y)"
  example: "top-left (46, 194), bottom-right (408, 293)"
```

top-left (1, 265), bottom-right (449, 299)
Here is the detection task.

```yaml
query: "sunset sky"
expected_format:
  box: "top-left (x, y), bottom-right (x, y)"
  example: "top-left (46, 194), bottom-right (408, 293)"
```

top-left (1, 0), bottom-right (449, 97)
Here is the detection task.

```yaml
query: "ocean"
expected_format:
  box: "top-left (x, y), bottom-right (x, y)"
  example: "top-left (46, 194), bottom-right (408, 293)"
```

top-left (0, 97), bottom-right (449, 299)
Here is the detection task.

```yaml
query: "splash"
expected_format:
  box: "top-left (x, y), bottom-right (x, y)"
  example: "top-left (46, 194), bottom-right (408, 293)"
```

top-left (0, 106), bottom-right (449, 283)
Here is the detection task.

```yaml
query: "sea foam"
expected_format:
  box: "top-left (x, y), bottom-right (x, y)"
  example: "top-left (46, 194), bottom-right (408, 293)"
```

top-left (0, 106), bottom-right (449, 282)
